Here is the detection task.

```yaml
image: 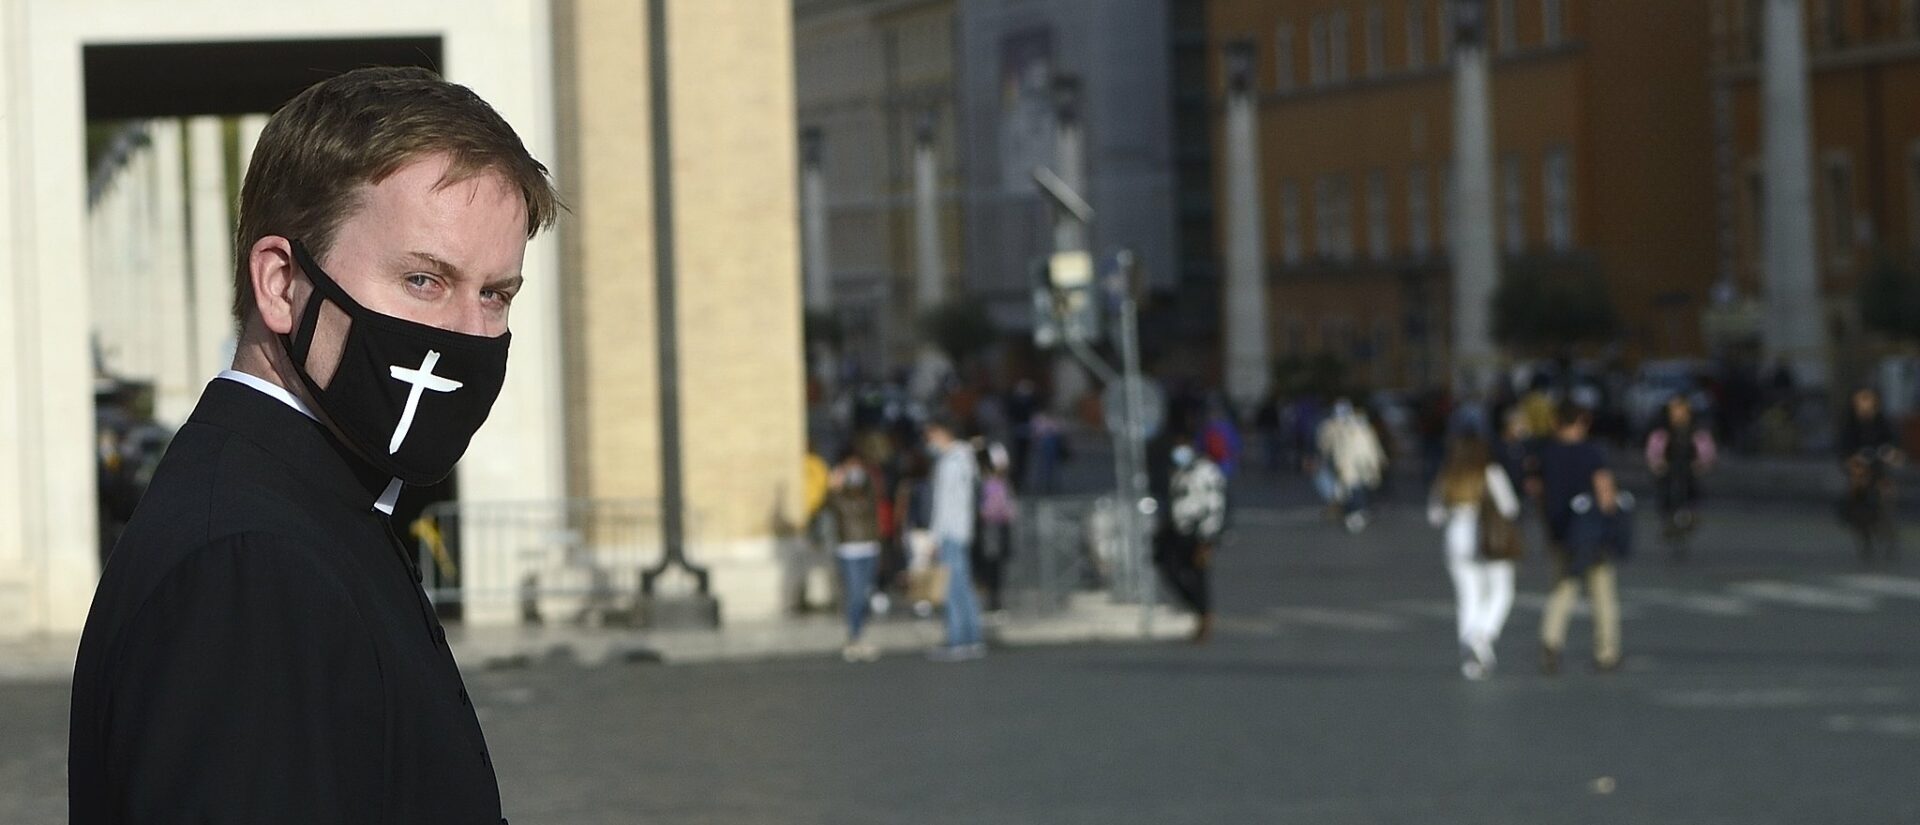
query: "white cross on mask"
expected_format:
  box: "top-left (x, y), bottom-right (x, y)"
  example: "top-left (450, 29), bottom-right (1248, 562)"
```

top-left (388, 350), bottom-right (464, 454)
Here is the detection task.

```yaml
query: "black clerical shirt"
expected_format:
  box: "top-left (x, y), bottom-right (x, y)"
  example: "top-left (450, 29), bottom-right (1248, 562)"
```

top-left (70, 377), bottom-right (506, 824)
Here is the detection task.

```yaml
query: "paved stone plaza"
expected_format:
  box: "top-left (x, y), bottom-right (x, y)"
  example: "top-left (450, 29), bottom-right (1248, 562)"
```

top-left (7, 481), bottom-right (1918, 823)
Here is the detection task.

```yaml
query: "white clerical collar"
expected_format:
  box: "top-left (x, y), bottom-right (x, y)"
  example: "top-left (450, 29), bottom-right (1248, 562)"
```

top-left (216, 369), bottom-right (406, 514)
top-left (217, 369), bottom-right (318, 422)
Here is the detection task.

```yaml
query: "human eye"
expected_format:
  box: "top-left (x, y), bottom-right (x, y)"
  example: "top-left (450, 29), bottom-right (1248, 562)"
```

top-left (403, 272), bottom-right (443, 296)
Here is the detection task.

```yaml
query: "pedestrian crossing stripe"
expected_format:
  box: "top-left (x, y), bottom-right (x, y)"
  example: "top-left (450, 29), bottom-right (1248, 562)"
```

top-left (1622, 586), bottom-right (1754, 617)
top-left (1266, 605), bottom-right (1408, 632)
top-left (1831, 574), bottom-right (1920, 601)
top-left (1727, 580), bottom-right (1878, 613)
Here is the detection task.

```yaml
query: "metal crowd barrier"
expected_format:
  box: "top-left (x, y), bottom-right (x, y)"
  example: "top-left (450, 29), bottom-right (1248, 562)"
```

top-left (1005, 495), bottom-right (1157, 617)
top-left (408, 499), bottom-right (663, 626)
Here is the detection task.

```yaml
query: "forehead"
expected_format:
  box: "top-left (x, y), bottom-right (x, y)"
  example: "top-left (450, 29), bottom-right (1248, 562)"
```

top-left (340, 155), bottom-right (529, 267)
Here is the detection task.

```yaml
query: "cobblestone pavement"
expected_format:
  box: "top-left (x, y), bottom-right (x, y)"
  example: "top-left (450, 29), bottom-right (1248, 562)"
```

top-left (8, 476), bottom-right (1919, 823)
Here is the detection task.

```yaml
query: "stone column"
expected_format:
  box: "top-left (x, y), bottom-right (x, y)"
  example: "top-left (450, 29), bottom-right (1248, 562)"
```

top-left (913, 110), bottom-right (944, 310)
top-left (187, 116), bottom-right (234, 382)
top-left (126, 138), bottom-right (156, 383)
top-left (0, 0), bottom-right (31, 635)
top-left (1760, 0), bottom-right (1831, 388)
top-left (1449, 0), bottom-right (1501, 394)
top-left (799, 126), bottom-right (832, 313)
top-left (1221, 40), bottom-right (1272, 412)
top-left (237, 113), bottom-right (268, 179)
top-left (148, 120), bottom-right (197, 426)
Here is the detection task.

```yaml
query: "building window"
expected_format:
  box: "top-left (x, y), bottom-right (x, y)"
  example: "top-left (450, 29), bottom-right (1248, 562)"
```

top-left (1368, 169), bottom-right (1391, 261)
top-left (1310, 15), bottom-right (1330, 85)
top-left (1316, 173), bottom-right (1355, 261)
top-left (1437, 0), bottom-right (1454, 64)
top-left (1276, 22), bottom-right (1296, 91)
top-left (1746, 0), bottom-right (1765, 59)
top-left (1408, 165), bottom-right (1431, 258)
top-left (1824, 151), bottom-right (1855, 265)
top-left (1543, 0), bottom-right (1565, 45)
top-left (1745, 165), bottom-right (1765, 263)
top-left (1367, 4), bottom-right (1387, 76)
top-left (1503, 154), bottom-right (1527, 255)
top-left (1543, 147), bottom-right (1573, 251)
top-left (1909, 0), bottom-right (1920, 37)
top-left (1406, 0), bottom-right (1428, 69)
top-left (1281, 179), bottom-right (1304, 265)
top-left (1497, 0), bottom-right (1518, 52)
top-left (1440, 164), bottom-right (1455, 248)
top-left (1330, 9), bottom-right (1351, 82)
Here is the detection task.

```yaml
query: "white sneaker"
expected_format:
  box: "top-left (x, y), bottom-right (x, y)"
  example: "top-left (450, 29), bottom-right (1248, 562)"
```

top-left (842, 642), bottom-right (879, 663)
top-left (1344, 512), bottom-right (1368, 533)
top-left (870, 592), bottom-right (891, 616)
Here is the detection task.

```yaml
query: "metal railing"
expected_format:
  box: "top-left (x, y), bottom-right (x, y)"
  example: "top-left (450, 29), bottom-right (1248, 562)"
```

top-left (1005, 495), bottom-right (1157, 619)
top-left (408, 499), bottom-right (663, 626)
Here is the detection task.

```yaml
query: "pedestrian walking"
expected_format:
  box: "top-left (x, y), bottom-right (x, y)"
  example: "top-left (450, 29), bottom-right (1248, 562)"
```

top-left (1317, 398), bottom-right (1387, 532)
top-left (926, 416), bottom-right (986, 660)
top-left (1156, 434), bottom-right (1228, 643)
top-left (975, 441), bottom-right (1019, 614)
top-left (1646, 394), bottom-right (1716, 560)
top-left (69, 67), bottom-right (558, 823)
top-left (827, 451), bottom-right (884, 662)
top-left (1428, 435), bottom-right (1523, 679)
top-left (1537, 404), bottom-right (1628, 674)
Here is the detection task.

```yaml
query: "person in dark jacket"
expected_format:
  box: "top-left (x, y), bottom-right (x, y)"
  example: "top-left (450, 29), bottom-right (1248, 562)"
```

top-left (69, 67), bottom-right (558, 824)
top-left (1838, 387), bottom-right (1904, 561)
top-left (828, 450), bottom-right (884, 661)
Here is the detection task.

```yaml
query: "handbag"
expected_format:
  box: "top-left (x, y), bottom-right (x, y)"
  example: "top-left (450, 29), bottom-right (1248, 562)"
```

top-left (1478, 495), bottom-right (1524, 561)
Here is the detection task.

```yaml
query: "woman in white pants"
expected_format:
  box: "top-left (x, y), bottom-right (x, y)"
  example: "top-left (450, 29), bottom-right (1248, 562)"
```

top-left (1428, 435), bottom-right (1522, 679)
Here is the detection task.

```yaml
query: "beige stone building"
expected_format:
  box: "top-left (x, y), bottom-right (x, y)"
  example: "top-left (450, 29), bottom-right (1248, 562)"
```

top-left (0, 0), bottom-right (807, 640)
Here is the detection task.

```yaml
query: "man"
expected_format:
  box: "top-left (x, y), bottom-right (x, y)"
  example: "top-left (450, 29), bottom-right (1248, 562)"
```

top-left (69, 67), bottom-right (559, 823)
top-left (1156, 433), bottom-right (1227, 643)
top-left (1537, 404), bottom-right (1625, 675)
top-left (925, 416), bottom-right (985, 660)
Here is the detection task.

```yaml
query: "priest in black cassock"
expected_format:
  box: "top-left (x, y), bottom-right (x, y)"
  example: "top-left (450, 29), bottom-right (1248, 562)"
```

top-left (69, 67), bottom-right (561, 824)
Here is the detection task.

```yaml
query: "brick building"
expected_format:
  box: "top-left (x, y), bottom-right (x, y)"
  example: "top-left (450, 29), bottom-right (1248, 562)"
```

top-left (1712, 0), bottom-right (1920, 379)
top-left (1207, 0), bottom-right (1718, 391)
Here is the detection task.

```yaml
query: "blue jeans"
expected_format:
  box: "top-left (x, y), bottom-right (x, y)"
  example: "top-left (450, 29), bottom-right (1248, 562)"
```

top-left (939, 537), bottom-right (983, 647)
top-left (836, 554), bottom-right (877, 641)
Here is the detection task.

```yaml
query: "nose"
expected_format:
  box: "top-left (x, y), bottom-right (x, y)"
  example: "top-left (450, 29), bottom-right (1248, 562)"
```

top-left (444, 293), bottom-right (501, 337)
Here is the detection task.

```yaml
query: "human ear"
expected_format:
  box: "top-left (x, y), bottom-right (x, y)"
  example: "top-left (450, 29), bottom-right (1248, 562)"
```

top-left (248, 236), bottom-right (299, 336)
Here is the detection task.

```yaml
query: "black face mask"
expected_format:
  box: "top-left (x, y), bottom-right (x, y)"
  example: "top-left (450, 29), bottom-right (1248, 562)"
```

top-left (284, 240), bottom-right (511, 486)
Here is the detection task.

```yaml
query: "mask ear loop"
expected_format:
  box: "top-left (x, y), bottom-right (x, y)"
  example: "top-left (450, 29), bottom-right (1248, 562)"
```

top-left (281, 241), bottom-right (330, 370)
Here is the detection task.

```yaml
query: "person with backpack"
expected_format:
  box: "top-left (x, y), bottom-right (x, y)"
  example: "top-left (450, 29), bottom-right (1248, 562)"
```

top-left (1428, 434), bottom-right (1523, 680)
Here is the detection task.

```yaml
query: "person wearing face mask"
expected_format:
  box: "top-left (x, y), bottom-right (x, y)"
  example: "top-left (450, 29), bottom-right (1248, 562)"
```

top-left (1156, 434), bottom-right (1228, 643)
top-left (827, 450), bottom-right (884, 662)
top-left (69, 67), bottom-right (558, 824)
